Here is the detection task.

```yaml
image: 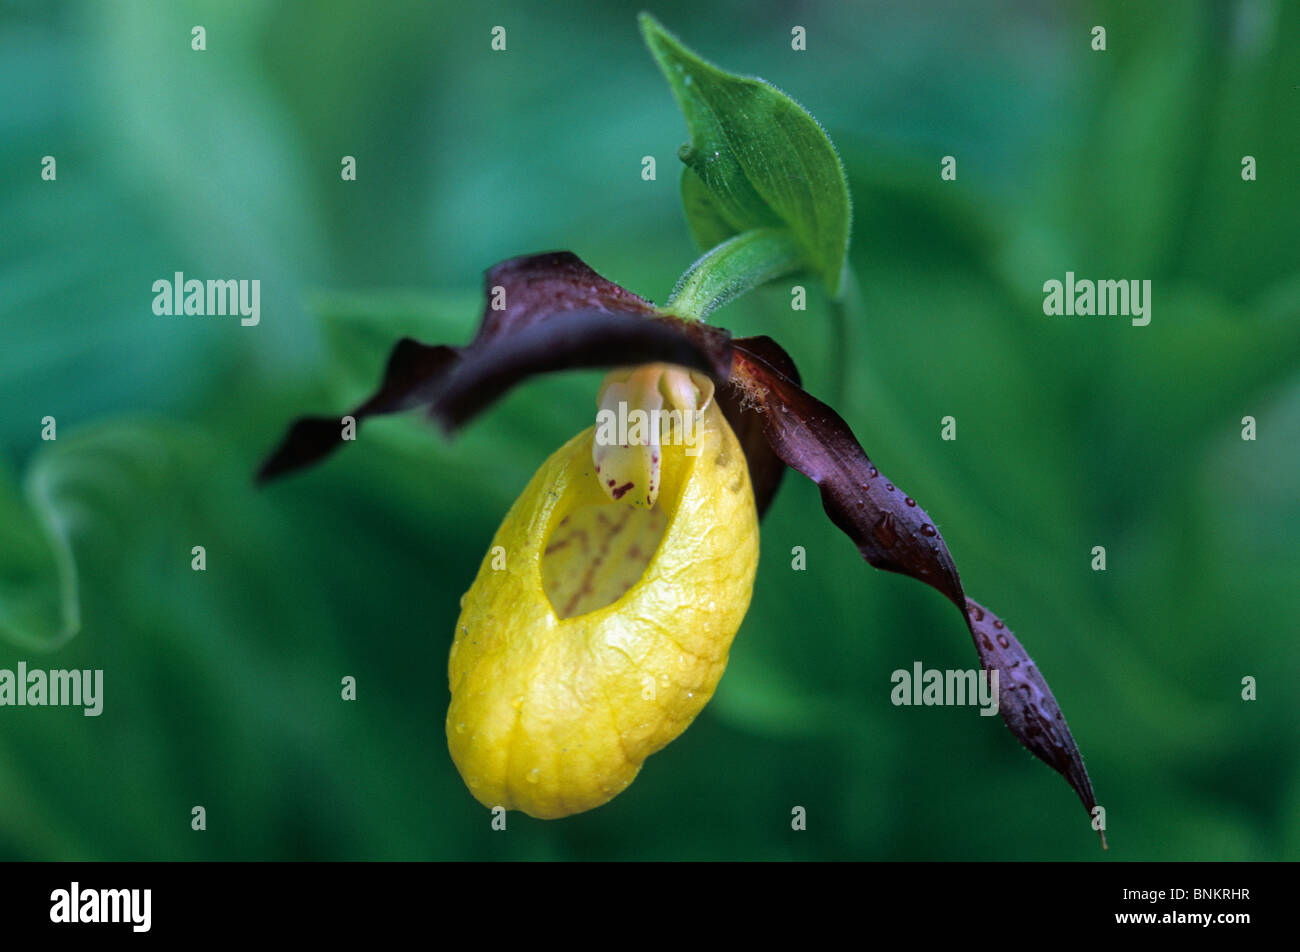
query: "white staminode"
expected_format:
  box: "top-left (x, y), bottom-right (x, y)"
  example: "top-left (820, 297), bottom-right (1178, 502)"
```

top-left (592, 363), bottom-right (715, 508)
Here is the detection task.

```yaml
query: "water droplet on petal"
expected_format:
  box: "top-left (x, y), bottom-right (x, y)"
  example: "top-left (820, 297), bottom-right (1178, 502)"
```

top-left (455, 722), bottom-right (467, 735)
top-left (920, 523), bottom-right (937, 537)
top-left (905, 497), bottom-right (916, 507)
top-left (527, 768), bottom-right (540, 783)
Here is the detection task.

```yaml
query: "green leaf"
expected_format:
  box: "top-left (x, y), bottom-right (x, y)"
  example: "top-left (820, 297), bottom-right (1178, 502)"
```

top-left (679, 166), bottom-right (742, 252)
top-left (641, 13), bottom-right (852, 294)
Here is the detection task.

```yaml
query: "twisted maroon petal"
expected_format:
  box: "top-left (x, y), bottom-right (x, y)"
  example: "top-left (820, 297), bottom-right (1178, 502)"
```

top-left (731, 335), bottom-right (1103, 846)
top-left (257, 252), bottom-right (729, 483)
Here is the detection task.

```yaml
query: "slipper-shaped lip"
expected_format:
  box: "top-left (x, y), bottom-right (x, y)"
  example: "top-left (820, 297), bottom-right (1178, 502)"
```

top-left (447, 402), bottom-right (758, 818)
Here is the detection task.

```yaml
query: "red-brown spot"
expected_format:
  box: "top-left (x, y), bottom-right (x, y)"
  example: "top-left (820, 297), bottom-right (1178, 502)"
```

top-left (610, 482), bottom-right (634, 500)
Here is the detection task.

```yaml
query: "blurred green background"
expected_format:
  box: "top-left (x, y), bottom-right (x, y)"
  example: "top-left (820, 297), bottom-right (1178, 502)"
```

top-left (2, 0), bottom-right (1297, 860)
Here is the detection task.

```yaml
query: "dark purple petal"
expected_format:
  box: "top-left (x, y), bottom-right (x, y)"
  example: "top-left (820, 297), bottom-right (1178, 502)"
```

top-left (256, 253), bottom-right (728, 483)
top-left (256, 340), bottom-right (459, 482)
top-left (430, 310), bottom-right (731, 431)
top-left (715, 337), bottom-right (797, 518)
top-left (732, 337), bottom-right (962, 603)
top-left (965, 598), bottom-right (1106, 848)
top-left (732, 335), bottom-right (1103, 844)
top-left (473, 251), bottom-right (659, 344)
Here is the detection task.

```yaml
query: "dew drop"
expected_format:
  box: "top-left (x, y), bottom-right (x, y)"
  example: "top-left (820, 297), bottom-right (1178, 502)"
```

top-left (997, 633), bottom-right (1010, 648)
top-left (993, 619), bottom-right (1004, 629)
top-left (920, 523), bottom-right (937, 537)
top-left (905, 497), bottom-right (916, 507)
top-left (527, 768), bottom-right (540, 784)
top-left (455, 722), bottom-right (467, 735)
top-left (885, 483), bottom-right (894, 492)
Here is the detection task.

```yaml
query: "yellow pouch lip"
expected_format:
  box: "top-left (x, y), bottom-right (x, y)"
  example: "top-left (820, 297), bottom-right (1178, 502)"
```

top-left (447, 402), bottom-right (758, 819)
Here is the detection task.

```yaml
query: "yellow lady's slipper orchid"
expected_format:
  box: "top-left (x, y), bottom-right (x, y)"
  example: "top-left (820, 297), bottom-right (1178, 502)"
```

top-left (447, 375), bottom-right (757, 818)
top-left (257, 250), bottom-right (1101, 844)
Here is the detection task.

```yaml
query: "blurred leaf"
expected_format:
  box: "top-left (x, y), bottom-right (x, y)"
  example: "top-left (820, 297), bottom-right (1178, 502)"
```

top-left (0, 424), bottom-right (209, 651)
top-left (0, 462), bottom-right (72, 651)
top-left (640, 13), bottom-right (851, 294)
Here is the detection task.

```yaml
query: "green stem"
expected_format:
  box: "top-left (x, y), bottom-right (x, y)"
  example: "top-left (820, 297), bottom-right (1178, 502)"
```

top-left (666, 228), bottom-right (805, 321)
top-left (827, 262), bottom-right (861, 406)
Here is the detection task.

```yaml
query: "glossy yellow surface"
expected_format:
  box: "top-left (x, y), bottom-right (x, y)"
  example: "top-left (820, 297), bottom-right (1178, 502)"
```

top-left (446, 401), bottom-right (758, 818)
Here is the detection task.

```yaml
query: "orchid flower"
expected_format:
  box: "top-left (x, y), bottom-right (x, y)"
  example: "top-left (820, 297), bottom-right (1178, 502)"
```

top-left (257, 15), bottom-right (1102, 844)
